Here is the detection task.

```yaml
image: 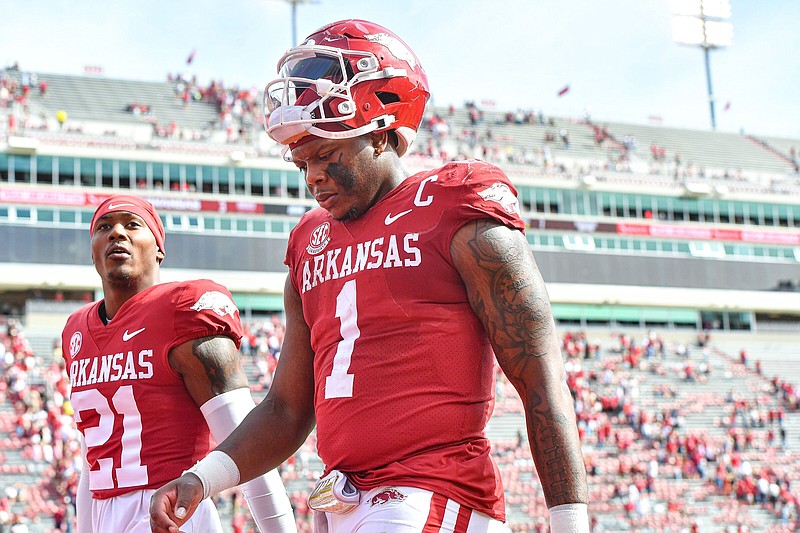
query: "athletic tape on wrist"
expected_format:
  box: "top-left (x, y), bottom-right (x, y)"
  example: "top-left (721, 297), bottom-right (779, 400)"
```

top-left (549, 503), bottom-right (590, 533)
top-left (185, 450), bottom-right (240, 500)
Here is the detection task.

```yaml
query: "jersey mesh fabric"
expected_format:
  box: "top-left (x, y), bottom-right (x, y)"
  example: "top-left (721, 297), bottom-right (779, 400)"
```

top-left (284, 160), bottom-right (525, 520)
top-left (61, 280), bottom-right (243, 499)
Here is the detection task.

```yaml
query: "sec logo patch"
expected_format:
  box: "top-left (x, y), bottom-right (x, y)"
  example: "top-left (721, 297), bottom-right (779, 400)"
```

top-left (307, 222), bottom-right (331, 255)
top-left (69, 331), bottom-right (82, 358)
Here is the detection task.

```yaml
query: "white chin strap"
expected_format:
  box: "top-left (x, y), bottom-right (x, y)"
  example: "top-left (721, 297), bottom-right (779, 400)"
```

top-left (269, 105), bottom-right (396, 161)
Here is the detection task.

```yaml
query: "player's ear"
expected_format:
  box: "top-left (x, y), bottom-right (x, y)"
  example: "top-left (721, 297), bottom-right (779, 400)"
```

top-left (155, 248), bottom-right (165, 264)
top-left (370, 131), bottom-right (390, 156)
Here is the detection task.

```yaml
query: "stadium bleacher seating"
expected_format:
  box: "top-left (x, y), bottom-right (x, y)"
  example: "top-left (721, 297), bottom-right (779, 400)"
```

top-left (3, 70), bottom-right (221, 132)
top-left (2, 314), bottom-right (798, 532)
top-left (2, 67), bottom-right (800, 532)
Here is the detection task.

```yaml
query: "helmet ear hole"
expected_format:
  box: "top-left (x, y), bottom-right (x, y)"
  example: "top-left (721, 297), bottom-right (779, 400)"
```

top-left (376, 92), bottom-right (400, 105)
top-left (387, 130), bottom-right (399, 151)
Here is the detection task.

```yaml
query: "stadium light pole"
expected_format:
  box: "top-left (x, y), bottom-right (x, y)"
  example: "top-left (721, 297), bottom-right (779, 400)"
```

top-left (280, 0), bottom-right (318, 46)
top-left (671, 0), bottom-right (733, 130)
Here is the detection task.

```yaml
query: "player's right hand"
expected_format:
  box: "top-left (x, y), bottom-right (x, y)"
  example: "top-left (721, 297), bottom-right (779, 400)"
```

top-left (149, 474), bottom-right (204, 533)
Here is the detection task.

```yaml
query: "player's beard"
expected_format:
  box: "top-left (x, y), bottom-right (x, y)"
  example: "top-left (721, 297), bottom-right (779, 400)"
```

top-left (341, 206), bottom-right (359, 221)
top-left (105, 268), bottom-right (136, 288)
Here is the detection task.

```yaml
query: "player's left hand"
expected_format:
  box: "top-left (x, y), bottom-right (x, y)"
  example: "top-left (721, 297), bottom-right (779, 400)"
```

top-left (149, 474), bottom-right (204, 533)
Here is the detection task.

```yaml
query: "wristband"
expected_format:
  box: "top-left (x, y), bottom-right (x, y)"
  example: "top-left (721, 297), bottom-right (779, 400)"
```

top-left (549, 503), bottom-right (590, 533)
top-left (184, 450), bottom-right (240, 500)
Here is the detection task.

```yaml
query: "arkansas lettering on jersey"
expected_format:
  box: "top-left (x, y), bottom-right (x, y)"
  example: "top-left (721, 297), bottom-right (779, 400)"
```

top-left (61, 280), bottom-right (242, 499)
top-left (284, 160), bottom-right (525, 520)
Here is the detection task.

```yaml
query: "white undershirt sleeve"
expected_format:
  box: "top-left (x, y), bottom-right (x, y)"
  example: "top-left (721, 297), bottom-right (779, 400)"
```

top-left (76, 436), bottom-right (93, 533)
top-left (200, 387), bottom-right (297, 533)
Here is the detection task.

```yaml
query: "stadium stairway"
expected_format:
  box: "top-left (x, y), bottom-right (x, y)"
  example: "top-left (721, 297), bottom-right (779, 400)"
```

top-left (745, 135), bottom-right (796, 166)
top-left (23, 334), bottom-right (59, 388)
top-left (486, 411), bottom-right (526, 442)
top-left (758, 134), bottom-right (800, 179)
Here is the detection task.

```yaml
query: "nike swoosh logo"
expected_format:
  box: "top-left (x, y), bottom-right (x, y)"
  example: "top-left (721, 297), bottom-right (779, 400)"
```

top-left (122, 327), bottom-right (146, 341)
top-left (108, 203), bottom-right (135, 210)
top-left (384, 209), bottom-right (412, 225)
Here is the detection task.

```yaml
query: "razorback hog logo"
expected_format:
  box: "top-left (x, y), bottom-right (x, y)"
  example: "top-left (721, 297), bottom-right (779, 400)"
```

top-left (306, 222), bottom-right (331, 255)
top-left (369, 488), bottom-right (406, 507)
top-left (477, 182), bottom-right (520, 215)
top-left (190, 291), bottom-right (238, 318)
top-left (365, 33), bottom-right (417, 70)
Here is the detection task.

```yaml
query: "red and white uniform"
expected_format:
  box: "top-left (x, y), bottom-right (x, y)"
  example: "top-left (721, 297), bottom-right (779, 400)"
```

top-left (285, 160), bottom-right (525, 521)
top-left (61, 280), bottom-right (243, 499)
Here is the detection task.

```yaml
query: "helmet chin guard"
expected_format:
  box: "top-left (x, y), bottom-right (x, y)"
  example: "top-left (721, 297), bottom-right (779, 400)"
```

top-left (266, 105), bottom-right (314, 145)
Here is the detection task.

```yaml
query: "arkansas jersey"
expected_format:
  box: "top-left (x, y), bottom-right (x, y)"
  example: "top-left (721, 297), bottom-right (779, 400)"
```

top-left (61, 280), bottom-right (243, 499)
top-left (284, 160), bottom-right (525, 520)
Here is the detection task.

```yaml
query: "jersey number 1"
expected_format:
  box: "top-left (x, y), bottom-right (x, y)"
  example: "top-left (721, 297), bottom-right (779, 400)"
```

top-left (325, 280), bottom-right (359, 399)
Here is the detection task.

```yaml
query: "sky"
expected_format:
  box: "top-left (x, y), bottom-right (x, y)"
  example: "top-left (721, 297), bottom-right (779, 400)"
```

top-left (2, 0), bottom-right (799, 139)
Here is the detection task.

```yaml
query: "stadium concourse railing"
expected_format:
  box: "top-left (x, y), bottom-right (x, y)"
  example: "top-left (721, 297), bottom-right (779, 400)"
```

top-left (2, 127), bottom-right (800, 198)
top-left (404, 153), bottom-right (800, 197)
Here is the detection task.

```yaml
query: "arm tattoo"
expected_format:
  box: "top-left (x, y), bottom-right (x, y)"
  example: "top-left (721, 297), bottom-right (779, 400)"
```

top-left (465, 221), bottom-right (554, 363)
top-left (191, 336), bottom-right (246, 394)
top-left (527, 389), bottom-right (584, 504)
top-left (459, 220), bottom-right (587, 505)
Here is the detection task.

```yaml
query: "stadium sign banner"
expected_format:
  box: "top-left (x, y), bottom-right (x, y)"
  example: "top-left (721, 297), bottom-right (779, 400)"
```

top-left (531, 218), bottom-right (800, 246)
top-left (0, 188), bottom-right (267, 214)
top-left (0, 187), bottom-right (310, 217)
top-left (617, 222), bottom-right (800, 246)
top-left (0, 188), bottom-right (86, 206)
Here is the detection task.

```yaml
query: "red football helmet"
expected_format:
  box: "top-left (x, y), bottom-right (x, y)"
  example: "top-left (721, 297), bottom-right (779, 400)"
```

top-left (264, 19), bottom-right (430, 157)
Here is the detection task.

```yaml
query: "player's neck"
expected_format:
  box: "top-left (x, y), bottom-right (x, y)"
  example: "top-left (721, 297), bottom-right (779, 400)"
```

top-left (101, 276), bottom-right (159, 321)
top-left (372, 162), bottom-right (408, 204)
top-left (98, 302), bottom-right (111, 324)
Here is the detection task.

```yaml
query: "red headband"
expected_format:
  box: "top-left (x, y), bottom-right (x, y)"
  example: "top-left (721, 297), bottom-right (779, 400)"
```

top-left (90, 195), bottom-right (166, 256)
top-left (288, 133), bottom-right (318, 152)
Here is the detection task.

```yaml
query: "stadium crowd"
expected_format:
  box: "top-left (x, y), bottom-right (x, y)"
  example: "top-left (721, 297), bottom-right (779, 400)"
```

top-left (560, 331), bottom-right (799, 531)
top-left (1, 55), bottom-right (799, 533)
top-left (1, 310), bottom-right (798, 532)
top-left (0, 316), bottom-right (80, 533)
top-left (411, 103), bottom-right (774, 188)
top-left (3, 66), bottom-right (799, 195)
top-left (165, 72), bottom-right (260, 143)
top-left (0, 65), bottom-right (262, 145)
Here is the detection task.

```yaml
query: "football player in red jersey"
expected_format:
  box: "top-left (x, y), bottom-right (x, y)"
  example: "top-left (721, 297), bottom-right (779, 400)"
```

top-left (61, 194), bottom-right (296, 533)
top-left (150, 19), bottom-right (589, 533)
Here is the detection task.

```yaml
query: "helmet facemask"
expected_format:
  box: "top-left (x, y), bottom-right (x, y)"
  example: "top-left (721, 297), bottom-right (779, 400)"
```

top-left (264, 46), bottom-right (399, 150)
top-left (262, 20), bottom-right (430, 160)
